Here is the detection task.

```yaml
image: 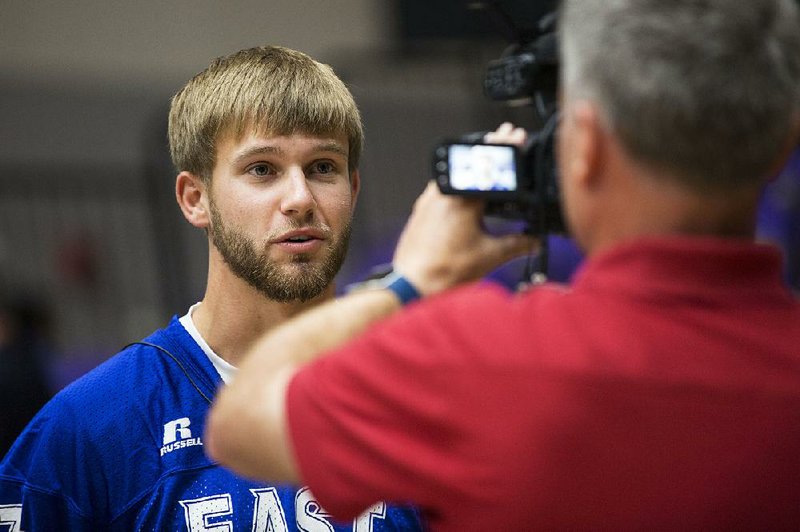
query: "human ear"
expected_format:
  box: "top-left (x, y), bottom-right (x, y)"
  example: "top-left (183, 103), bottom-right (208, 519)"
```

top-left (175, 171), bottom-right (210, 228)
top-left (566, 101), bottom-right (603, 191)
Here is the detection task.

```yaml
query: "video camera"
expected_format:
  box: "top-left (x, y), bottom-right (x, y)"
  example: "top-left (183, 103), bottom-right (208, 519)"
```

top-left (433, 5), bottom-right (564, 236)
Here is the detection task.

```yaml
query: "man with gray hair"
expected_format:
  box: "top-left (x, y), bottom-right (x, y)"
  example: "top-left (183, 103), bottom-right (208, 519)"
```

top-left (208, 2), bottom-right (800, 530)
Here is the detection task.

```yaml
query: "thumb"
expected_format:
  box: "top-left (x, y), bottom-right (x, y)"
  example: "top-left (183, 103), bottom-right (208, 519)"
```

top-left (481, 233), bottom-right (540, 267)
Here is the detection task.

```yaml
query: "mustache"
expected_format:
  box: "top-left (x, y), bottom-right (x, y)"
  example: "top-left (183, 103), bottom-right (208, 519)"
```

top-left (266, 220), bottom-right (333, 241)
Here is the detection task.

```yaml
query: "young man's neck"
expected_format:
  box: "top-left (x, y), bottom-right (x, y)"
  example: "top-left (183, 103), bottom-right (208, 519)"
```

top-left (192, 264), bottom-right (336, 367)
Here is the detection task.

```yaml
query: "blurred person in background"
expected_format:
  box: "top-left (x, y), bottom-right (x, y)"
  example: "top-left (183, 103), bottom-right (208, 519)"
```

top-left (0, 294), bottom-right (53, 456)
top-left (0, 45), bottom-right (423, 530)
top-left (207, 1), bottom-right (800, 530)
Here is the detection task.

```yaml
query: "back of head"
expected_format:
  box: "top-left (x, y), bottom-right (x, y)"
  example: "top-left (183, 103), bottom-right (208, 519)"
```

top-left (559, 0), bottom-right (800, 191)
top-left (168, 45), bottom-right (363, 182)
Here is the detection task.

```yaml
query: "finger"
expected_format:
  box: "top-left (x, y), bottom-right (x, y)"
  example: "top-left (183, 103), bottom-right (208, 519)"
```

top-left (411, 181), bottom-right (440, 211)
top-left (420, 180), bottom-right (438, 197)
top-left (496, 122), bottom-right (514, 134)
top-left (429, 179), bottom-right (485, 213)
top-left (483, 131), bottom-right (500, 143)
top-left (484, 122), bottom-right (515, 143)
top-left (508, 127), bottom-right (527, 144)
top-left (485, 124), bottom-right (528, 146)
top-left (484, 233), bottom-right (540, 264)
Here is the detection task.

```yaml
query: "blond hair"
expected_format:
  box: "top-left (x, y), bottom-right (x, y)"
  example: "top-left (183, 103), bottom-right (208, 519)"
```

top-left (168, 45), bottom-right (363, 181)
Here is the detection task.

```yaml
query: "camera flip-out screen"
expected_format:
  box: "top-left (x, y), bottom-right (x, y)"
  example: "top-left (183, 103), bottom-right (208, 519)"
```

top-left (446, 143), bottom-right (518, 192)
top-left (435, 143), bottom-right (519, 193)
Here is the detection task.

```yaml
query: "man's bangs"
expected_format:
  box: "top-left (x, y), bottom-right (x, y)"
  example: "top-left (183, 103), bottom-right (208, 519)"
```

top-left (243, 94), bottom-right (355, 141)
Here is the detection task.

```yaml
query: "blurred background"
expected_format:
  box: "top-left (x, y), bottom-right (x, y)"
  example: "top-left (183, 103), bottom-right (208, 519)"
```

top-left (1, 0), bottom-right (798, 453)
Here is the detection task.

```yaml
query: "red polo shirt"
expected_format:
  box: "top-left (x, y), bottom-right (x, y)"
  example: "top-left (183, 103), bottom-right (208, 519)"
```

top-left (288, 237), bottom-right (800, 531)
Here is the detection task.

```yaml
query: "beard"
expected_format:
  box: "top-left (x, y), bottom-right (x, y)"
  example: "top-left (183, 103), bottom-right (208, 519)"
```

top-left (208, 199), bottom-right (351, 303)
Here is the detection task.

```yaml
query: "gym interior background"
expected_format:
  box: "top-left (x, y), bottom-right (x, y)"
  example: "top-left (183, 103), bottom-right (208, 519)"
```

top-left (1, 0), bottom-right (797, 415)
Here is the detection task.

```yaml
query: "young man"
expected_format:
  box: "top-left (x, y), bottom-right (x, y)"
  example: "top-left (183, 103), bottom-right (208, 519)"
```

top-left (207, 2), bottom-right (800, 530)
top-left (0, 46), bottom-right (423, 530)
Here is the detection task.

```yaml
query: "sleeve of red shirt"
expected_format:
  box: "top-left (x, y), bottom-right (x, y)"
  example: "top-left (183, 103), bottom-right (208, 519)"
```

top-left (285, 282), bottom-right (514, 520)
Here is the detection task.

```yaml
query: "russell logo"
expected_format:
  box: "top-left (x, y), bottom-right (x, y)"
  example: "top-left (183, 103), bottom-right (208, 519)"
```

top-left (160, 417), bottom-right (203, 456)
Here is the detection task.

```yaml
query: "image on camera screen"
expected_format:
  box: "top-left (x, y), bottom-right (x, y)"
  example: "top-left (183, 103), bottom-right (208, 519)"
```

top-left (448, 144), bottom-right (517, 192)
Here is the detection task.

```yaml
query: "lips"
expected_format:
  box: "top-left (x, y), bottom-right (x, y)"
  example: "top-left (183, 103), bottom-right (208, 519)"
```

top-left (273, 228), bottom-right (325, 244)
top-left (271, 228), bottom-right (327, 254)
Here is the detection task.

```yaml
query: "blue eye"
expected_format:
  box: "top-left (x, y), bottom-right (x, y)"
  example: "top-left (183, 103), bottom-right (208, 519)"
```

top-left (248, 164), bottom-right (274, 177)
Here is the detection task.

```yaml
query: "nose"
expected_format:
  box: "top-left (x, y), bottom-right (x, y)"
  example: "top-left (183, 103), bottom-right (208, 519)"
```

top-left (280, 168), bottom-right (316, 218)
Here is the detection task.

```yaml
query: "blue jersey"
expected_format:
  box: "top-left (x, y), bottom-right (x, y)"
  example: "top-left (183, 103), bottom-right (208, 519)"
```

top-left (0, 317), bottom-right (424, 531)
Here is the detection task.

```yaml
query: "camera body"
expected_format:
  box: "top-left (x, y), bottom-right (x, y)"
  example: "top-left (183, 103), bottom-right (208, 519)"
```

top-left (433, 130), bottom-right (563, 233)
top-left (434, 10), bottom-right (564, 236)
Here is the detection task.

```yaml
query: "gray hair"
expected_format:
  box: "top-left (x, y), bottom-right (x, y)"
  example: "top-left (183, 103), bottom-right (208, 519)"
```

top-left (559, 0), bottom-right (800, 189)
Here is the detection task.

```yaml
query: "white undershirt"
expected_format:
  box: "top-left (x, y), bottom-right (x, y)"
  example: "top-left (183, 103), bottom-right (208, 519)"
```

top-left (179, 302), bottom-right (237, 384)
